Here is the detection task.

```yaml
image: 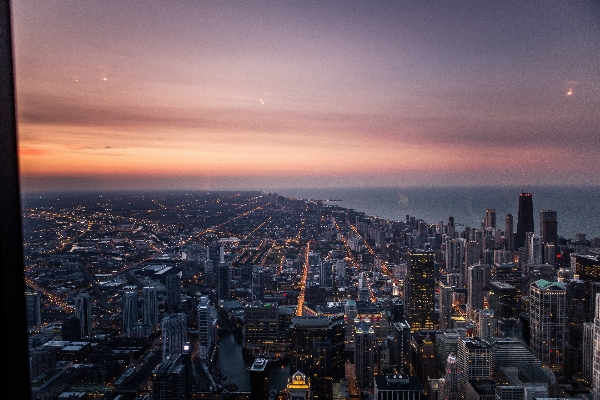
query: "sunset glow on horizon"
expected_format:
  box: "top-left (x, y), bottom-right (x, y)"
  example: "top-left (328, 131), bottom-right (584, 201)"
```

top-left (12, 0), bottom-right (600, 191)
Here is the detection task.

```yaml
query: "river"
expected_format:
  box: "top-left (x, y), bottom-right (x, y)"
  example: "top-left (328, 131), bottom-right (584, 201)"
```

top-left (214, 331), bottom-right (290, 392)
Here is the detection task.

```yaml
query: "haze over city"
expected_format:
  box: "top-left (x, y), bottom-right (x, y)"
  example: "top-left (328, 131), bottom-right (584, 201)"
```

top-left (12, 0), bottom-right (600, 192)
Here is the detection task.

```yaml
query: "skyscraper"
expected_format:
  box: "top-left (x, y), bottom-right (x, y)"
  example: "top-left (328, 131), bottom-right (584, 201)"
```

top-left (217, 246), bottom-right (230, 301)
top-left (405, 249), bottom-right (436, 330)
top-left (457, 337), bottom-right (492, 399)
top-left (122, 291), bottom-right (138, 337)
top-left (592, 293), bottom-right (600, 400)
top-left (142, 287), bottom-right (158, 333)
top-left (443, 353), bottom-right (460, 400)
top-left (75, 292), bottom-right (92, 336)
top-left (505, 213), bottom-right (514, 253)
top-left (530, 280), bottom-right (566, 376)
top-left (516, 192), bottom-right (534, 249)
top-left (165, 274), bottom-right (181, 307)
top-left (483, 208), bottom-right (496, 229)
top-left (197, 295), bottom-right (214, 360)
top-left (25, 291), bottom-right (42, 328)
top-left (162, 313), bottom-right (187, 357)
top-left (354, 320), bottom-right (376, 388)
top-left (289, 315), bottom-right (345, 385)
top-left (540, 210), bottom-right (558, 246)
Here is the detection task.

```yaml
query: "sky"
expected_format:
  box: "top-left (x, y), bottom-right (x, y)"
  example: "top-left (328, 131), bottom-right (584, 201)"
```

top-left (11, 0), bottom-right (600, 192)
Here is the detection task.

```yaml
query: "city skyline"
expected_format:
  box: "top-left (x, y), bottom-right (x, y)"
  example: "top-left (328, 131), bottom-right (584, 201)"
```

top-left (12, 0), bottom-right (600, 191)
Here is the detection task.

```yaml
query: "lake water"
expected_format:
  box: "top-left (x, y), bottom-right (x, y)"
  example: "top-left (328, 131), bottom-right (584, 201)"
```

top-left (273, 185), bottom-right (600, 240)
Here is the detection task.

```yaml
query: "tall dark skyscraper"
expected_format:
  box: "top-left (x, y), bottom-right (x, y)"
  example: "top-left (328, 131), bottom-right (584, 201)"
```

top-left (516, 192), bottom-right (534, 249)
top-left (540, 210), bottom-right (558, 246)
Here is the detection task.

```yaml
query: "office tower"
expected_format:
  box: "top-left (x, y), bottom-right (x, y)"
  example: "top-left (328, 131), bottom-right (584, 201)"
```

top-left (464, 240), bottom-right (481, 274)
top-left (448, 216), bottom-right (455, 239)
top-left (286, 371), bottom-right (311, 400)
top-left (354, 321), bottom-right (376, 388)
top-left (243, 302), bottom-right (283, 358)
top-left (593, 293), bottom-right (600, 400)
top-left (467, 264), bottom-right (487, 311)
top-left (530, 280), bottom-right (566, 376)
top-left (583, 322), bottom-right (594, 385)
top-left (320, 260), bottom-right (333, 288)
top-left (505, 213), bottom-right (514, 253)
top-left (197, 295), bottom-right (214, 360)
top-left (478, 309), bottom-right (496, 340)
top-left (443, 353), bottom-right (460, 400)
top-left (573, 255), bottom-right (600, 322)
top-left (439, 281), bottom-right (455, 330)
top-left (391, 321), bottom-right (411, 374)
top-left (516, 192), bottom-right (534, 249)
top-left (487, 337), bottom-right (541, 379)
top-left (142, 287), bottom-right (158, 333)
top-left (25, 291), bottom-right (42, 328)
top-left (165, 274), bottom-right (181, 307)
top-left (62, 315), bottom-right (81, 341)
top-left (75, 292), bottom-right (92, 336)
top-left (249, 358), bottom-right (269, 400)
top-left (527, 233), bottom-right (542, 265)
top-left (290, 315), bottom-right (345, 385)
top-left (373, 373), bottom-right (423, 400)
top-left (405, 249), bottom-right (436, 330)
top-left (162, 313), bottom-right (187, 357)
top-left (483, 208), bottom-right (496, 229)
top-left (251, 266), bottom-right (269, 302)
top-left (457, 337), bottom-right (492, 399)
top-left (217, 247), bottom-right (230, 301)
top-left (445, 238), bottom-right (464, 275)
top-left (152, 353), bottom-right (190, 400)
top-left (122, 291), bottom-right (138, 337)
top-left (540, 210), bottom-right (558, 246)
top-left (413, 331), bottom-right (438, 387)
top-left (344, 300), bottom-right (358, 347)
top-left (390, 297), bottom-right (404, 323)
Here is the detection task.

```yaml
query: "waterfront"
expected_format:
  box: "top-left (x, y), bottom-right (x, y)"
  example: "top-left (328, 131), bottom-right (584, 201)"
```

top-left (274, 185), bottom-right (600, 240)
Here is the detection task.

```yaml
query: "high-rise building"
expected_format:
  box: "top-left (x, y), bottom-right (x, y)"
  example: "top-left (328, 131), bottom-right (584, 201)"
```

top-left (483, 208), bottom-right (496, 229)
top-left (530, 280), bottom-right (566, 376)
top-left (516, 192), bottom-right (534, 249)
top-left (443, 353), bottom-right (460, 400)
top-left (249, 358), bottom-right (269, 400)
top-left (165, 274), bottom-right (181, 307)
top-left (457, 337), bottom-right (492, 399)
top-left (319, 260), bottom-right (333, 288)
top-left (439, 281), bottom-right (455, 330)
top-left (142, 287), bottom-right (158, 333)
top-left (405, 249), bottom-right (436, 330)
top-left (251, 266), bottom-right (269, 302)
top-left (217, 247), bottom-right (230, 301)
top-left (122, 291), bottom-right (138, 337)
top-left (25, 291), bottom-right (42, 328)
top-left (289, 315), bottom-right (345, 385)
top-left (354, 320), bottom-right (376, 388)
top-left (505, 213), bottom-right (514, 253)
top-left (197, 295), bottom-right (214, 360)
top-left (583, 322), bottom-right (594, 385)
top-left (540, 210), bottom-right (558, 246)
top-left (162, 313), bottom-right (187, 357)
top-left (592, 293), bottom-right (600, 400)
top-left (75, 292), bottom-right (92, 336)
top-left (152, 353), bottom-right (190, 400)
top-left (467, 264), bottom-right (487, 312)
top-left (62, 315), bottom-right (81, 341)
